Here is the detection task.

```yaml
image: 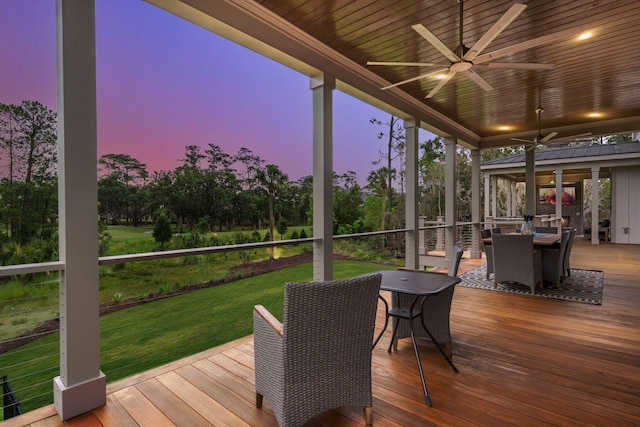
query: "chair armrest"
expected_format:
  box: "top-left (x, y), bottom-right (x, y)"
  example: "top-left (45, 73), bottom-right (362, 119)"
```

top-left (254, 305), bottom-right (283, 338)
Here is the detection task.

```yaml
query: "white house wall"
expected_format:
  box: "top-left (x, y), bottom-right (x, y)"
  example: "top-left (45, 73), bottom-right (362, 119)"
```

top-left (612, 166), bottom-right (640, 244)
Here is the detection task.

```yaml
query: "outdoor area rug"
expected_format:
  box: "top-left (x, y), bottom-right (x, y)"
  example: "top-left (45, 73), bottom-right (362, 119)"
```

top-left (458, 264), bottom-right (604, 305)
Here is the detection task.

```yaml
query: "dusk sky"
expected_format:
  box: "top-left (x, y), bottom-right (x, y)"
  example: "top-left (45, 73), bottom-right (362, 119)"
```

top-left (0, 0), bottom-right (435, 184)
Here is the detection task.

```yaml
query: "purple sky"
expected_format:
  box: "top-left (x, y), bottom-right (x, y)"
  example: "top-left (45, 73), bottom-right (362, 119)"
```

top-left (0, 0), bottom-right (434, 184)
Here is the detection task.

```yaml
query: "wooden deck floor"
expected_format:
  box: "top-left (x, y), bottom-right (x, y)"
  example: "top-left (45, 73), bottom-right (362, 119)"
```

top-left (6, 240), bottom-right (640, 426)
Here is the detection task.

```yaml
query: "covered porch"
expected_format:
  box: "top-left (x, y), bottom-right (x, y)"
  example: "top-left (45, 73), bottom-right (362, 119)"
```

top-left (8, 240), bottom-right (640, 426)
top-left (481, 142), bottom-right (640, 244)
top-left (7, 0), bottom-right (640, 422)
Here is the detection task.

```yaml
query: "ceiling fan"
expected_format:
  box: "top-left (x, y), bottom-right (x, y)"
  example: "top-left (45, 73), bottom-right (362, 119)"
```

top-left (510, 106), bottom-right (558, 151)
top-left (510, 104), bottom-right (592, 151)
top-left (368, 1), bottom-right (579, 98)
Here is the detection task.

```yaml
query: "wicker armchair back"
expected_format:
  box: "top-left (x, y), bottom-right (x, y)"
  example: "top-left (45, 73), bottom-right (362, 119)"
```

top-left (254, 273), bottom-right (382, 426)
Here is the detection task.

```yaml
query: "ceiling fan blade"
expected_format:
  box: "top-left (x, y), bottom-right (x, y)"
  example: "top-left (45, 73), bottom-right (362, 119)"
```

top-left (461, 68), bottom-right (493, 92)
top-left (464, 3), bottom-right (527, 61)
top-left (511, 137), bottom-right (534, 143)
top-left (367, 61), bottom-right (449, 67)
top-left (473, 27), bottom-right (582, 64)
top-left (548, 132), bottom-right (593, 144)
top-left (477, 62), bottom-right (555, 70)
top-left (411, 24), bottom-right (461, 63)
top-left (425, 71), bottom-right (456, 98)
top-left (540, 131), bottom-right (559, 143)
top-left (381, 68), bottom-right (449, 90)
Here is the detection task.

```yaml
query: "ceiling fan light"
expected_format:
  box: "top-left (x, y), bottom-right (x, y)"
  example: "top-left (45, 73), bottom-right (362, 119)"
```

top-left (577, 31), bottom-right (593, 41)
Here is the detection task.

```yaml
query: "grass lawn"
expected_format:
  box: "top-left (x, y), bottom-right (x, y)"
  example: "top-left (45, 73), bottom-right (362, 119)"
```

top-left (0, 259), bottom-right (395, 413)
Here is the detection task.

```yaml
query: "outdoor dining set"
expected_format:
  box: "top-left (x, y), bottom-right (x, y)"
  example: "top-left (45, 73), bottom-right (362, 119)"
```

top-left (482, 226), bottom-right (576, 293)
top-left (251, 227), bottom-right (577, 426)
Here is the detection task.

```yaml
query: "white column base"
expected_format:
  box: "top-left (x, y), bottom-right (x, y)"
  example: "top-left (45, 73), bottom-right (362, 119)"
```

top-left (54, 371), bottom-right (106, 420)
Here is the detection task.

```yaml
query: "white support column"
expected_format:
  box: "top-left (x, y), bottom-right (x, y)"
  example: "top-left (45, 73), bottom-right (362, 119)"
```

top-left (555, 169), bottom-right (563, 227)
top-left (525, 148), bottom-right (536, 216)
top-left (506, 181), bottom-right (515, 217)
top-left (484, 174), bottom-right (490, 222)
top-left (311, 74), bottom-right (334, 280)
top-left (591, 167), bottom-right (600, 245)
top-left (419, 216), bottom-right (426, 254)
top-left (491, 177), bottom-right (498, 218)
top-left (471, 149), bottom-right (481, 258)
top-left (404, 119), bottom-right (419, 269)
top-left (54, 0), bottom-right (105, 420)
top-left (444, 137), bottom-right (457, 264)
top-left (511, 181), bottom-right (518, 217)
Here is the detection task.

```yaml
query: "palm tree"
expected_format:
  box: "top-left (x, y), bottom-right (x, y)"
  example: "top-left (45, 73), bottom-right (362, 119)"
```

top-left (256, 164), bottom-right (289, 260)
top-left (367, 167), bottom-right (394, 230)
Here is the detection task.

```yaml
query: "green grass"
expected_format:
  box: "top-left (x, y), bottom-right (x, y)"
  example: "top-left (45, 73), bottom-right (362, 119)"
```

top-left (106, 225), bottom-right (155, 240)
top-left (2, 223), bottom-right (401, 343)
top-left (0, 259), bottom-right (395, 413)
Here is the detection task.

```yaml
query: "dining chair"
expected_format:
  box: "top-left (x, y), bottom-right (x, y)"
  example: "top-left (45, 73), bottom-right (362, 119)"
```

top-left (563, 228), bottom-right (576, 278)
top-left (253, 273), bottom-right (382, 427)
top-left (541, 230), bottom-right (570, 286)
top-left (492, 234), bottom-right (542, 293)
top-left (481, 229), bottom-right (494, 280)
top-left (391, 246), bottom-right (463, 357)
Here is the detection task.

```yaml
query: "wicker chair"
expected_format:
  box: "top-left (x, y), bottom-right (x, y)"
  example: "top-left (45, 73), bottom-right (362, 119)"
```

top-left (563, 228), bottom-right (576, 278)
top-left (390, 246), bottom-right (463, 357)
top-left (536, 226), bottom-right (558, 234)
top-left (253, 273), bottom-right (382, 427)
top-left (481, 229), bottom-right (494, 280)
top-left (541, 231), bottom-right (570, 286)
top-left (492, 234), bottom-right (542, 293)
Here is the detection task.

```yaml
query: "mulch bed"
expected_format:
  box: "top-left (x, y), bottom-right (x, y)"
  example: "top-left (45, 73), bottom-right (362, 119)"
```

top-left (0, 253), bottom-right (377, 354)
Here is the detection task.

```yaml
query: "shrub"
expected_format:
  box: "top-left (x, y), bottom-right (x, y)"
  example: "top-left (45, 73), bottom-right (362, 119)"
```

top-left (153, 214), bottom-right (173, 249)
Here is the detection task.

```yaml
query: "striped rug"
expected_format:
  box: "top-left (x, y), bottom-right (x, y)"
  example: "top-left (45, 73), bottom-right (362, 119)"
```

top-left (458, 264), bottom-right (604, 305)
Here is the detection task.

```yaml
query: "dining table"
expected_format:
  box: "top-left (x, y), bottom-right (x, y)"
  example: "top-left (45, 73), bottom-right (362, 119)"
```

top-left (483, 232), bottom-right (561, 247)
top-left (372, 269), bottom-right (460, 406)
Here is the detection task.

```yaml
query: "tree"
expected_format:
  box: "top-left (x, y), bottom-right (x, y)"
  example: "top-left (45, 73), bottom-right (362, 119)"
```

top-left (234, 147), bottom-right (264, 190)
top-left (370, 115), bottom-right (405, 220)
top-left (333, 171), bottom-right (364, 234)
top-left (99, 153), bottom-right (148, 185)
top-left (98, 153), bottom-right (150, 225)
top-left (0, 101), bottom-right (57, 244)
top-left (256, 164), bottom-right (289, 260)
top-left (366, 167), bottom-right (394, 230)
top-left (276, 218), bottom-right (288, 239)
top-left (153, 214), bottom-right (173, 249)
top-left (418, 137), bottom-right (445, 219)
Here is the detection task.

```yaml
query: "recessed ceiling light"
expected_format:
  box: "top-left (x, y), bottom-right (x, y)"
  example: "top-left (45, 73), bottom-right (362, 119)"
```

top-left (587, 112), bottom-right (602, 118)
top-left (577, 31), bottom-right (593, 41)
top-left (497, 125), bottom-right (511, 131)
top-left (435, 73), bottom-right (448, 80)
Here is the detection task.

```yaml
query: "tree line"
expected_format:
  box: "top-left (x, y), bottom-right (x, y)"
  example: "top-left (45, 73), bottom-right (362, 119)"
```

top-left (6, 99), bottom-right (624, 265)
top-left (0, 100), bottom-right (472, 259)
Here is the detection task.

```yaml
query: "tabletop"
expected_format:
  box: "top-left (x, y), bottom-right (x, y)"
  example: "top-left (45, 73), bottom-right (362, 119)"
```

top-left (482, 232), bottom-right (561, 246)
top-left (378, 270), bottom-right (461, 296)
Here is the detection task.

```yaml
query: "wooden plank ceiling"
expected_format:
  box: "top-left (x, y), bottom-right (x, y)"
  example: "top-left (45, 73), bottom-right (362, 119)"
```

top-left (157, 0), bottom-right (640, 149)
